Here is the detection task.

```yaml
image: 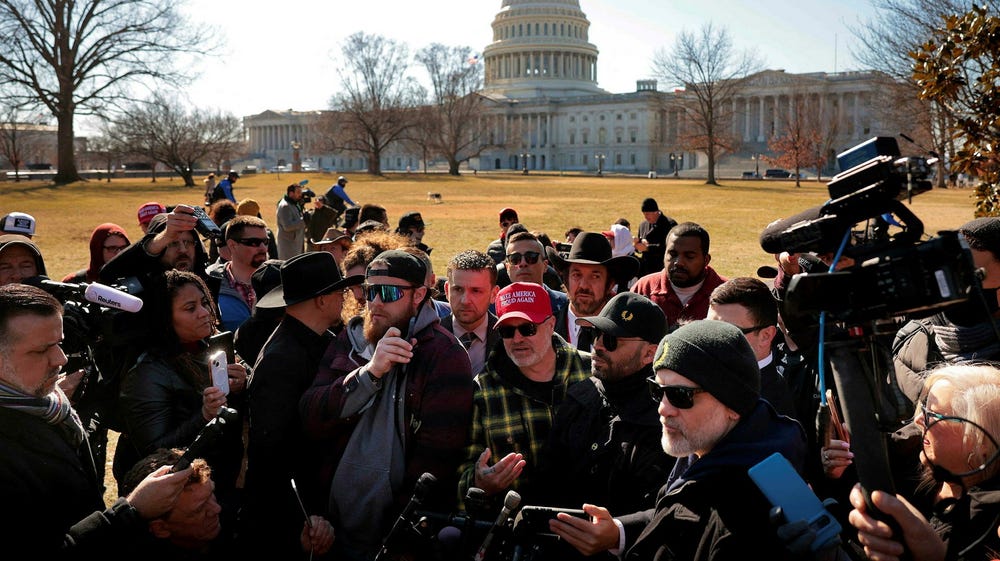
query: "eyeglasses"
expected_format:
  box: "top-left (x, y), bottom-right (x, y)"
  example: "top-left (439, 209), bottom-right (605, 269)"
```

top-left (506, 251), bottom-right (541, 265)
top-left (584, 327), bottom-right (642, 352)
top-left (920, 400), bottom-right (967, 428)
top-left (738, 324), bottom-right (770, 335)
top-left (365, 284), bottom-right (414, 304)
top-left (166, 239), bottom-right (196, 250)
top-left (647, 377), bottom-right (705, 409)
top-left (103, 244), bottom-right (128, 254)
top-left (233, 238), bottom-right (268, 247)
top-left (498, 321), bottom-right (545, 339)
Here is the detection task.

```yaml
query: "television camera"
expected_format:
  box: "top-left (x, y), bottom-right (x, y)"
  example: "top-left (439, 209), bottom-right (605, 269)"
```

top-left (25, 276), bottom-right (144, 405)
top-left (760, 136), bottom-right (990, 538)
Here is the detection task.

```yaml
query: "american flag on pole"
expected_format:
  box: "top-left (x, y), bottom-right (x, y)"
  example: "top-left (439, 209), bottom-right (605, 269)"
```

top-left (467, 53), bottom-right (480, 65)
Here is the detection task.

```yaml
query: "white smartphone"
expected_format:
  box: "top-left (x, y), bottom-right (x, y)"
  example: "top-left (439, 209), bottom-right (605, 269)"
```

top-left (209, 350), bottom-right (229, 395)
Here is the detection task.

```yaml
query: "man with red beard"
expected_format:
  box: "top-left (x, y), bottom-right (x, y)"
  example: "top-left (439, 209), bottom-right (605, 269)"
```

top-left (549, 232), bottom-right (639, 351)
top-left (208, 215), bottom-right (270, 332)
top-left (631, 222), bottom-right (726, 330)
top-left (300, 249), bottom-right (473, 560)
top-left (457, 281), bottom-right (591, 505)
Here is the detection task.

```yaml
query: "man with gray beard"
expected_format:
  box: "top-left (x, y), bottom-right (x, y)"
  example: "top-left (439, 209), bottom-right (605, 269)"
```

top-left (300, 249), bottom-right (473, 560)
top-left (457, 282), bottom-right (590, 505)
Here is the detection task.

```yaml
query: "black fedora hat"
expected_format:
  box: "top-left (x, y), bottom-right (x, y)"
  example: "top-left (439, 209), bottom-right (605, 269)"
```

top-left (547, 231), bottom-right (639, 281)
top-left (257, 251), bottom-right (363, 309)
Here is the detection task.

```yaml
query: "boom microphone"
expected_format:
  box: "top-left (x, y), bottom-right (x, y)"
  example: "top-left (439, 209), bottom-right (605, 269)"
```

top-left (33, 278), bottom-right (143, 313)
top-left (375, 472), bottom-right (437, 561)
top-left (474, 490), bottom-right (521, 561)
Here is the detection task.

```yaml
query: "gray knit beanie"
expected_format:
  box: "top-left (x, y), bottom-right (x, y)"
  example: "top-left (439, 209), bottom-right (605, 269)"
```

top-left (652, 320), bottom-right (761, 416)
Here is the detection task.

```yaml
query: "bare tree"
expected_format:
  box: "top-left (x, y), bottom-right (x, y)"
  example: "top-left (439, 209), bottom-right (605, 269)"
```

top-left (327, 32), bottom-right (424, 175)
top-left (0, 102), bottom-right (35, 181)
top-left (849, 0), bottom-right (1000, 187)
top-left (765, 96), bottom-right (822, 187)
top-left (109, 93), bottom-right (243, 187)
top-left (82, 129), bottom-right (127, 183)
top-left (414, 44), bottom-right (488, 175)
top-left (652, 23), bottom-right (761, 185)
top-left (0, 0), bottom-right (215, 184)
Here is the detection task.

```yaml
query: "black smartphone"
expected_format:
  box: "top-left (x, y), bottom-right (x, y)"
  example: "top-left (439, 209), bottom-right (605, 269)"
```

top-left (513, 506), bottom-right (588, 537)
top-left (208, 331), bottom-right (235, 364)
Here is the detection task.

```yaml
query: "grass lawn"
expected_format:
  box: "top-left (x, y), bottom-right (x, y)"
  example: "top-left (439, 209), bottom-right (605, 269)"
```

top-left (0, 171), bottom-right (981, 281)
top-left (0, 170), bottom-right (982, 503)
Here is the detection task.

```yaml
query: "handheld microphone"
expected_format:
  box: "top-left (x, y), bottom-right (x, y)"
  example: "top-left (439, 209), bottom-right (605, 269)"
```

top-left (375, 472), bottom-right (437, 561)
top-left (33, 278), bottom-right (143, 313)
top-left (171, 406), bottom-right (237, 472)
top-left (474, 490), bottom-right (521, 561)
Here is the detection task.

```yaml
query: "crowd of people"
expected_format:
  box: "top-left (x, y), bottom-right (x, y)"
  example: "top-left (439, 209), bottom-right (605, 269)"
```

top-left (3, 184), bottom-right (1000, 561)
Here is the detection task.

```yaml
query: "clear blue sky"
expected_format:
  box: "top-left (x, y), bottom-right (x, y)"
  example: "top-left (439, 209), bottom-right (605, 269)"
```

top-left (176, 0), bottom-right (879, 118)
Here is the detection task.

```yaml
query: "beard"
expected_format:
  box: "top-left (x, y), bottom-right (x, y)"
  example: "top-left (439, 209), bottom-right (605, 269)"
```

top-left (661, 412), bottom-right (736, 458)
top-left (363, 305), bottom-right (412, 345)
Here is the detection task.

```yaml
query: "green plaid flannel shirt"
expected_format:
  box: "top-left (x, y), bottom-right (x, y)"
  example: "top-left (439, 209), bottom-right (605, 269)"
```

top-left (458, 334), bottom-right (590, 500)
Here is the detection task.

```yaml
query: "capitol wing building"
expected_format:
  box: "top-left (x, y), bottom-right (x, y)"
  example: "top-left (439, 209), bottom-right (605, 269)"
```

top-left (243, 0), bottom-right (890, 176)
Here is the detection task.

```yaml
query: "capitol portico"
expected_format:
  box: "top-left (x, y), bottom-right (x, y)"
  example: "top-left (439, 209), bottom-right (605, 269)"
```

top-left (241, 0), bottom-right (890, 176)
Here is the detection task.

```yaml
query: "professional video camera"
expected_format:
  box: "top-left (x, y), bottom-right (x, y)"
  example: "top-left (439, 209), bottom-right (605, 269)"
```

top-left (760, 136), bottom-right (980, 324)
top-left (25, 276), bottom-right (144, 404)
top-left (760, 136), bottom-right (990, 539)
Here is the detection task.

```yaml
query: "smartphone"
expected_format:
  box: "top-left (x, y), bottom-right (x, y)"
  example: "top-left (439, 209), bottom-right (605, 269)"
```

top-left (825, 389), bottom-right (849, 442)
top-left (210, 350), bottom-right (229, 395)
top-left (208, 331), bottom-right (236, 364)
top-left (748, 452), bottom-right (842, 551)
top-left (513, 506), bottom-right (589, 538)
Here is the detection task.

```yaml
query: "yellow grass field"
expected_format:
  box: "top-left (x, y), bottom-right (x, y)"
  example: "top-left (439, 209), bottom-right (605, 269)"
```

top-left (0, 170), bottom-right (982, 503)
top-left (0, 171), bottom-right (981, 281)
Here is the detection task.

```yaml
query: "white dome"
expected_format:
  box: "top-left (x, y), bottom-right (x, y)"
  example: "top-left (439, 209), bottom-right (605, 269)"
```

top-left (483, 0), bottom-right (606, 98)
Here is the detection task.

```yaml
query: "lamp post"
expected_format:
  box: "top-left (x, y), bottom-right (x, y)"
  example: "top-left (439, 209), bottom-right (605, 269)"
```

top-left (291, 140), bottom-right (302, 173)
top-left (670, 153), bottom-right (677, 177)
top-left (520, 152), bottom-right (531, 175)
top-left (595, 153), bottom-right (606, 176)
top-left (753, 153), bottom-right (760, 178)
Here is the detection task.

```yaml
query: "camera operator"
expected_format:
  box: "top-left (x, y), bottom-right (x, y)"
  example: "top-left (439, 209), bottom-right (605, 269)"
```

top-left (0, 284), bottom-right (194, 558)
top-left (894, 217), bottom-right (1000, 392)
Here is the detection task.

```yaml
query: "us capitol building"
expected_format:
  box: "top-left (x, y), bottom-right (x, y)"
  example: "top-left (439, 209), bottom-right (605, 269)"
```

top-left (242, 0), bottom-right (888, 176)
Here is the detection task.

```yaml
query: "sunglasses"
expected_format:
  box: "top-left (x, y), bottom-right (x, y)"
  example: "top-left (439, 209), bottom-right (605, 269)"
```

top-left (506, 251), bottom-right (541, 265)
top-left (498, 322), bottom-right (543, 339)
top-left (738, 324), bottom-right (770, 335)
top-left (647, 377), bottom-right (705, 409)
top-left (365, 284), bottom-right (414, 304)
top-left (584, 327), bottom-right (642, 352)
top-left (233, 237), bottom-right (268, 247)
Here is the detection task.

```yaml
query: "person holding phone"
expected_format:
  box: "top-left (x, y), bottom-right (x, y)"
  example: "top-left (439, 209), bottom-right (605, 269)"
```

top-left (550, 320), bottom-right (808, 560)
top-left (117, 271), bottom-right (247, 521)
top-left (848, 363), bottom-right (1000, 561)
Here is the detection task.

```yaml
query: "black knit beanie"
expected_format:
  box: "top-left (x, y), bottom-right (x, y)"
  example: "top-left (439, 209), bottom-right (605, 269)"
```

top-left (960, 217), bottom-right (1000, 257)
top-left (641, 198), bottom-right (659, 212)
top-left (652, 320), bottom-right (761, 416)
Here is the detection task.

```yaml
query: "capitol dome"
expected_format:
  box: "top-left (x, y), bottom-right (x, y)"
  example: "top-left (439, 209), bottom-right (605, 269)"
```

top-left (482, 0), bottom-right (607, 98)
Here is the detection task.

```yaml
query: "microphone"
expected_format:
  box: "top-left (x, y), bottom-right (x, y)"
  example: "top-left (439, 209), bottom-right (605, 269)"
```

top-left (375, 472), bottom-right (437, 561)
top-left (171, 406), bottom-right (237, 472)
top-left (32, 278), bottom-right (144, 313)
top-left (759, 206), bottom-right (850, 255)
top-left (474, 490), bottom-right (521, 561)
top-left (436, 525), bottom-right (464, 559)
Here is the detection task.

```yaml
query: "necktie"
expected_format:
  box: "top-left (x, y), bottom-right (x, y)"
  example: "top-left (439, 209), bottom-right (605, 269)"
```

top-left (459, 332), bottom-right (477, 350)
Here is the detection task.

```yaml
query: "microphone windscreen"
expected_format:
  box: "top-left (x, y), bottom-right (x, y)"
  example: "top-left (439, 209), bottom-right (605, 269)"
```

top-left (84, 283), bottom-right (144, 313)
top-left (437, 525), bottom-right (463, 551)
top-left (503, 490), bottom-right (521, 511)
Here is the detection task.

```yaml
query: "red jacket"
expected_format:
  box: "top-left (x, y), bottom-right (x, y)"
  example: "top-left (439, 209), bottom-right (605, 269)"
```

top-left (631, 266), bottom-right (726, 328)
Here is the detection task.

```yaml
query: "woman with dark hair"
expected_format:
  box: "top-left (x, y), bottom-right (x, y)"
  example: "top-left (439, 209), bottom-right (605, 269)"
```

top-left (63, 223), bottom-right (130, 283)
top-left (115, 270), bottom-right (247, 508)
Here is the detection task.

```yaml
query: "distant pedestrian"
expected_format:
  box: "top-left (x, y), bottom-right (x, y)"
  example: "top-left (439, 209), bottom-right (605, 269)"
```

top-left (203, 172), bottom-right (217, 204)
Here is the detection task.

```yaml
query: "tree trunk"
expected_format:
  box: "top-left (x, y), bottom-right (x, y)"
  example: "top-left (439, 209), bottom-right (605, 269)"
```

top-left (706, 143), bottom-right (718, 186)
top-left (54, 109), bottom-right (81, 184)
top-left (448, 158), bottom-right (460, 175)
